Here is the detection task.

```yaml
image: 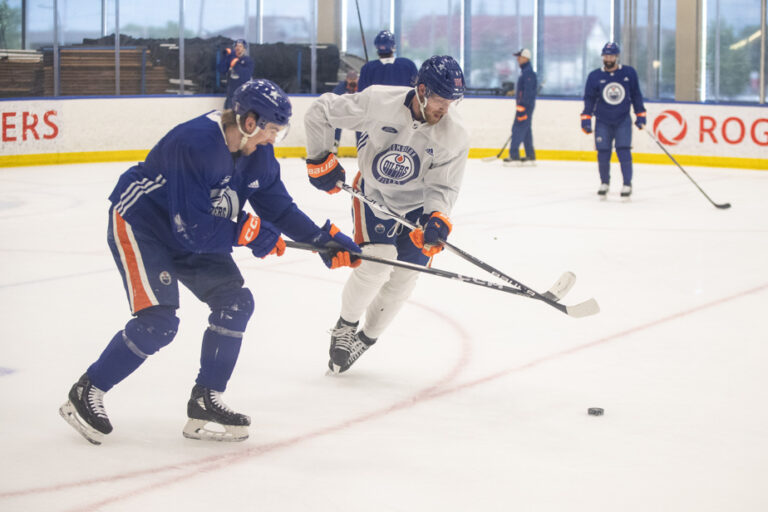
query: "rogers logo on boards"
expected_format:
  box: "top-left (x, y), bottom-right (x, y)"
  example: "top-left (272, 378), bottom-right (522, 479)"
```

top-left (653, 109), bottom-right (687, 145)
top-left (1, 110), bottom-right (59, 142)
top-left (652, 109), bottom-right (768, 147)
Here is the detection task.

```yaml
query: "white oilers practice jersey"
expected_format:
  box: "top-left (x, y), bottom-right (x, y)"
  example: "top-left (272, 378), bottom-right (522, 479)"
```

top-left (305, 85), bottom-right (470, 218)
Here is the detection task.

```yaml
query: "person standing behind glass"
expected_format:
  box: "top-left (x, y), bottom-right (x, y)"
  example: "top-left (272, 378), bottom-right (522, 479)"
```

top-left (357, 30), bottom-right (418, 91)
top-left (503, 48), bottom-right (537, 166)
top-left (218, 39), bottom-right (255, 109)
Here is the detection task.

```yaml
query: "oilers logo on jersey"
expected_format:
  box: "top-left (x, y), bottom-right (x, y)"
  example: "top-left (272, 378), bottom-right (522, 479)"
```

top-left (209, 187), bottom-right (240, 221)
top-left (371, 144), bottom-right (421, 185)
top-left (602, 82), bottom-right (626, 106)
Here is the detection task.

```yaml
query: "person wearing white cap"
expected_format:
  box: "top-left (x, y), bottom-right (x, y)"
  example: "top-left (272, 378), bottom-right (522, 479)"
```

top-left (504, 48), bottom-right (537, 166)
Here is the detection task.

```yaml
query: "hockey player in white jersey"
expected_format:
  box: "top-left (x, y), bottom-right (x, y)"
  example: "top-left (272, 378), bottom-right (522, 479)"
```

top-left (304, 55), bottom-right (470, 373)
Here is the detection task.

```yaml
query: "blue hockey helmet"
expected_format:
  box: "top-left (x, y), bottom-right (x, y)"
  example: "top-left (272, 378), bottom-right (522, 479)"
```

top-left (601, 42), bottom-right (620, 55)
top-left (416, 55), bottom-right (466, 100)
top-left (374, 30), bottom-right (395, 55)
top-left (232, 79), bottom-right (292, 128)
top-left (234, 38), bottom-right (247, 49)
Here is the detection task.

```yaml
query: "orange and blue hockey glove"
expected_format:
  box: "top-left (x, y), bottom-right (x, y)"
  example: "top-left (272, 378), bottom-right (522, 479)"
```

top-left (235, 212), bottom-right (285, 258)
top-left (516, 104), bottom-right (528, 122)
top-left (635, 111), bottom-right (647, 129)
top-left (306, 220), bottom-right (361, 269)
top-left (409, 211), bottom-right (453, 257)
top-left (581, 114), bottom-right (592, 134)
top-left (306, 152), bottom-right (345, 194)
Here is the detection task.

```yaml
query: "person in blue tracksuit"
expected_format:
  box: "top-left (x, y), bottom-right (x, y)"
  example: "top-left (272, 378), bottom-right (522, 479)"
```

top-left (59, 79), bottom-right (360, 445)
top-left (504, 48), bottom-right (538, 166)
top-left (218, 38), bottom-right (255, 109)
top-left (581, 42), bottom-right (646, 198)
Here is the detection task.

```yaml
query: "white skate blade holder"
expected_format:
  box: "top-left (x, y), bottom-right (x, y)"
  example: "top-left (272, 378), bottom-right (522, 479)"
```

top-left (182, 418), bottom-right (249, 442)
top-left (59, 400), bottom-right (105, 446)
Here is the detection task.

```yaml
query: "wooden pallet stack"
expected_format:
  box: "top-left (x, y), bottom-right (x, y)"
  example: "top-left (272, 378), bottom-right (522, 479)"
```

top-left (0, 51), bottom-right (45, 98)
top-left (40, 47), bottom-right (170, 96)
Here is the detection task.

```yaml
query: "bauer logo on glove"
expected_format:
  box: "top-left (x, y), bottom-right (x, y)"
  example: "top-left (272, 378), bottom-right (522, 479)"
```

top-left (306, 152), bottom-right (345, 194)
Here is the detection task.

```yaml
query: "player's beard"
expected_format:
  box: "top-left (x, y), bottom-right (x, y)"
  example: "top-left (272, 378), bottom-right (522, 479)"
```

top-left (603, 58), bottom-right (617, 71)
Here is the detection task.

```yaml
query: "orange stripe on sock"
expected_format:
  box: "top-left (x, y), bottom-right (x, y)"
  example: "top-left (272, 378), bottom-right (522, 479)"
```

top-left (114, 212), bottom-right (153, 313)
top-left (352, 172), bottom-right (365, 245)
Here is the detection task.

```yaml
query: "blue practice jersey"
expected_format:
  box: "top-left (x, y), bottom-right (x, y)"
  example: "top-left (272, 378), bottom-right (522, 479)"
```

top-left (357, 57), bottom-right (418, 91)
top-left (109, 111), bottom-right (323, 256)
top-left (582, 65), bottom-right (645, 125)
top-left (109, 112), bottom-right (239, 255)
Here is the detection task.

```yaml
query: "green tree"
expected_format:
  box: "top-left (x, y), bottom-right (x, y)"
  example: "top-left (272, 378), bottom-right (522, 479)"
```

top-left (0, 0), bottom-right (22, 49)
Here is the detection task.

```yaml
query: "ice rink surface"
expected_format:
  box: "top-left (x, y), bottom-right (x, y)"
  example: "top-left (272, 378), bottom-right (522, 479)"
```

top-left (1, 156), bottom-right (766, 511)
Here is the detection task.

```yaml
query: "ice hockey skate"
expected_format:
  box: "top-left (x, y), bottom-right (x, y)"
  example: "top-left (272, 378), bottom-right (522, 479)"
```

top-left (502, 156), bottom-right (522, 167)
top-left (620, 185), bottom-right (632, 198)
top-left (183, 385), bottom-right (250, 442)
top-left (59, 373), bottom-right (113, 445)
top-left (327, 318), bottom-right (375, 374)
top-left (597, 183), bottom-right (609, 198)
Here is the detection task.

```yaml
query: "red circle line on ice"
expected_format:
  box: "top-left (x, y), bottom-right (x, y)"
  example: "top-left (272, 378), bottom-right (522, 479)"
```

top-left (3, 278), bottom-right (767, 511)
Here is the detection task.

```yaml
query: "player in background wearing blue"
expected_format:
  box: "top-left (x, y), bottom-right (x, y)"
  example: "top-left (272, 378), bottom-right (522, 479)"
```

top-left (304, 56), bottom-right (469, 374)
top-left (581, 42), bottom-right (646, 198)
top-left (330, 70), bottom-right (358, 154)
top-left (357, 30), bottom-right (418, 91)
top-left (59, 79), bottom-right (360, 445)
top-left (503, 48), bottom-right (538, 166)
top-left (218, 38), bottom-right (255, 109)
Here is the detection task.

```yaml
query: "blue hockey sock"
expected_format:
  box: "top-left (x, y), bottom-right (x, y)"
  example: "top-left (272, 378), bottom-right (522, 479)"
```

top-left (87, 307), bottom-right (179, 392)
top-left (617, 148), bottom-right (633, 185)
top-left (87, 330), bottom-right (146, 392)
top-left (597, 150), bottom-right (611, 184)
top-left (196, 328), bottom-right (243, 392)
top-left (195, 288), bottom-right (253, 392)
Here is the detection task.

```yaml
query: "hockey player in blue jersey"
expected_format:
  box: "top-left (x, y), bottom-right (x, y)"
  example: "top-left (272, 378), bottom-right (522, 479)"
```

top-left (59, 79), bottom-right (360, 445)
top-left (357, 30), bottom-right (418, 91)
top-left (218, 38), bottom-right (255, 109)
top-left (581, 42), bottom-right (646, 198)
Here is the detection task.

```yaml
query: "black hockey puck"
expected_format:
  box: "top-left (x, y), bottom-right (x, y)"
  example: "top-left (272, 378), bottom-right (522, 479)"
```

top-left (588, 407), bottom-right (604, 416)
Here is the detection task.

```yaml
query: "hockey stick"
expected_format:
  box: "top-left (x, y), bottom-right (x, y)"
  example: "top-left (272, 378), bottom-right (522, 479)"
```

top-left (285, 241), bottom-right (597, 318)
top-left (338, 181), bottom-right (576, 302)
top-left (645, 129), bottom-right (732, 209)
top-left (336, 182), bottom-right (599, 317)
top-left (354, 0), bottom-right (369, 62)
top-left (481, 136), bottom-right (512, 162)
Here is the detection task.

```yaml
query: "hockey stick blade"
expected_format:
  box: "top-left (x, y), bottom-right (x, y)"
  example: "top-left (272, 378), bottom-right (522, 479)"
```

top-left (565, 297), bottom-right (601, 318)
top-left (285, 241), bottom-right (599, 318)
top-left (645, 130), bottom-right (732, 210)
top-left (335, 182), bottom-right (599, 316)
top-left (481, 136), bottom-right (512, 162)
top-left (541, 271), bottom-right (576, 302)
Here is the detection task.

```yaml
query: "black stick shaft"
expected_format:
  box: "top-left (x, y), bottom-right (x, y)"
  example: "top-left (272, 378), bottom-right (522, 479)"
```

top-left (645, 129), bottom-right (731, 209)
top-left (284, 241), bottom-right (565, 310)
top-left (496, 136), bottom-right (511, 157)
top-left (354, 0), bottom-right (369, 62)
top-left (336, 183), bottom-right (569, 311)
